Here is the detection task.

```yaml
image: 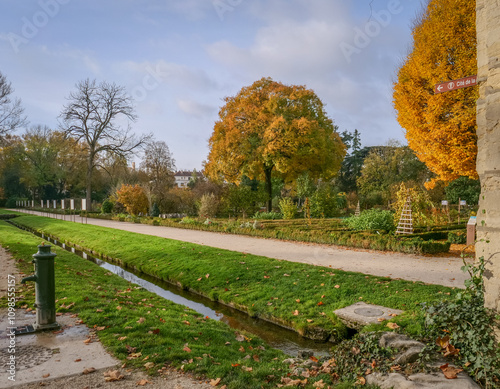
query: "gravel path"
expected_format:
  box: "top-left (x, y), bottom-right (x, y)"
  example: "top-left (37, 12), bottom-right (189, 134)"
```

top-left (12, 211), bottom-right (470, 288)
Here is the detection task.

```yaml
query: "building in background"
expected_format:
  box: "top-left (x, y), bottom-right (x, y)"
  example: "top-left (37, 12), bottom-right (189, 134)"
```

top-left (174, 171), bottom-right (203, 188)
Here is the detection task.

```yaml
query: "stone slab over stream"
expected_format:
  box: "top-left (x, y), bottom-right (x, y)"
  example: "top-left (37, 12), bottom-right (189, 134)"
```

top-left (334, 302), bottom-right (403, 329)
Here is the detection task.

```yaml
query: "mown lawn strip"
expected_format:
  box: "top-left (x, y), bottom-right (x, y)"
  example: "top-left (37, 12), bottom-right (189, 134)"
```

top-left (11, 215), bottom-right (458, 340)
top-left (0, 221), bottom-right (299, 389)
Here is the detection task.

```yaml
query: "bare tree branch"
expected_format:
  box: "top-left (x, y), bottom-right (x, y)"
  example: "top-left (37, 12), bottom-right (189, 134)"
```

top-left (59, 78), bottom-right (152, 209)
top-left (0, 71), bottom-right (28, 140)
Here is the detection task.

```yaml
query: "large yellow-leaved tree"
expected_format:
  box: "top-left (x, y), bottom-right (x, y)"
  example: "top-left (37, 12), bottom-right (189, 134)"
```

top-left (205, 77), bottom-right (346, 211)
top-left (393, 0), bottom-right (477, 188)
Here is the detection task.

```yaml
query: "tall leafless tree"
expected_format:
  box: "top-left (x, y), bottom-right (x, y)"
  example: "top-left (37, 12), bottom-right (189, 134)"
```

top-left (0, 71), bottom-right (28, 141)
top-left (60, 78), bottom-right (151, 210)
top-left (140, 140), bottom-right (176, 212)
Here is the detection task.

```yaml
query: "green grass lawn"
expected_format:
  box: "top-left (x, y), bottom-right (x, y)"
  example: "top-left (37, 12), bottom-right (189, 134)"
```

top-left (0, 218), bottom-right (398, 388)
top-left (9, 214), bottom-right (458, 341)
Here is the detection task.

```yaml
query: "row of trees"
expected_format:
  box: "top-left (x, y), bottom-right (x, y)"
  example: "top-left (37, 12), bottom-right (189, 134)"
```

top-left (0, 0), bottom-right (482, 215)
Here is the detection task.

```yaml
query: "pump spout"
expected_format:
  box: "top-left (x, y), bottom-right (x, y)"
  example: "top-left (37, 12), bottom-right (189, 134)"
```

top-left (21, 274), bottom-right (37, 284)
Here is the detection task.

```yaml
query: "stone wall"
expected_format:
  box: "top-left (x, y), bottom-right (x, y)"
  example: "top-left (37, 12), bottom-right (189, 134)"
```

top-left (476, 0), bottom-right (500, 316)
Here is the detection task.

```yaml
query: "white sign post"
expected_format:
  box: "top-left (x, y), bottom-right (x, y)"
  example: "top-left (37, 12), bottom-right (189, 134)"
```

top-left (61, 199), bottom-right (65, 221)
top-left (81, 199), bottom-right (87, 224)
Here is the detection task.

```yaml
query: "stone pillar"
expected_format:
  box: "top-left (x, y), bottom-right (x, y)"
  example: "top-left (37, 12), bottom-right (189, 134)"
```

top-left (476, 0), bottom-right (500, 317)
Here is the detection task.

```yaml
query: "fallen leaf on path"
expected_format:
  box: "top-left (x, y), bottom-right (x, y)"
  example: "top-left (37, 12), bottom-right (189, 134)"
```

top-left (74, 358), bottom-right (81, 362)
top-left (136, 379), bottom-right (151, 386)
top-left (439, 363), bottom-right (463, 379)
top-left (42, 374), bottom-right (50, 378)
top-left (104, 370), bottom-right (124, 382)
top-left (82, 367), bottom-right (96, 374)
top-left (83, 338), bottom-right (92, 344)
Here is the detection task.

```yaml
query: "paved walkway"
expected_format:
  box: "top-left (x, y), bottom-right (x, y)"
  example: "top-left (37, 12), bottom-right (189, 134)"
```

top-left (12, 210), bottom-right (469, 288)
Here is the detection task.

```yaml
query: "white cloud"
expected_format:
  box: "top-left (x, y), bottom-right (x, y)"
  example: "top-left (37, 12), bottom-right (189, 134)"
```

top-left (177, 99), bottom-right (216, 119)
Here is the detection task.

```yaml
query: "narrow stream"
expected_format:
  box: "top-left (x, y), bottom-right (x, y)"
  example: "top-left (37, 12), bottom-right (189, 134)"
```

top-left (18, 225), bottom-right (333, 357)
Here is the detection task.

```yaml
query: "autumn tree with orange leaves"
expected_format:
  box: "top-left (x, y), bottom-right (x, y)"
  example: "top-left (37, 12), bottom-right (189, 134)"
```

top-left (393, 0), bottom-right (477, 188)
top-left (205, 77), bottom-right (346, 211)
top-left (116, 184), bottom-right (148, 216)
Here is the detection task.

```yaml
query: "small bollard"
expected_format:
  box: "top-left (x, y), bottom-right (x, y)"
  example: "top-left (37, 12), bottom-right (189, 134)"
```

top-left (467, 216), bottom-right (477, 246)
top-left (21, 244), bottom-right (59, 331)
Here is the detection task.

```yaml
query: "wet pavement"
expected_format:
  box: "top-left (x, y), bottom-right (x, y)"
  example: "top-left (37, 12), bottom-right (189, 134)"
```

top-left (0, 308), bottom-right (118, 388)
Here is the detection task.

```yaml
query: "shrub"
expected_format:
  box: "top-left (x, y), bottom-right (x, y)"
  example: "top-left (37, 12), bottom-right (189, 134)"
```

top-left (448, 230), bottom-right (466, 244)
top-left (115, 184), bottom-right (148, 216)
top-left (279, 198), bottom-right (297, 219)
top-left (253, 211), bottom-right (282, 220)
top-left (101, 199), bottom-right (114, 214)
top-left (344, 209), bottom-right (395, 232)
top-left (422, 257), bottom-right (500, 387)
top-left (310, 184), bottom-right (338, 218)
top-left (151, 203), bottom-right (160, 217)
top-left (198, 193), bottom-right (220, 218)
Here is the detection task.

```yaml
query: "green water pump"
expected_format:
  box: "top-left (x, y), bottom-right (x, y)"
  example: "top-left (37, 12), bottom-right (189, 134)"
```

top-left (21, 244), bottom-right (59, 331)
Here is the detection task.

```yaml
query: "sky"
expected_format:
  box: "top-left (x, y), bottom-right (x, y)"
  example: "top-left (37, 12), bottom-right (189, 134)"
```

top-left (0, 0), bottom-right (425, 171)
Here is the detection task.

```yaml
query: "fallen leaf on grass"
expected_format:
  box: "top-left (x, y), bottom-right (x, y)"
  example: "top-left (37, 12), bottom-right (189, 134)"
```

top-left (104, 370), bottom-right (124, 382)
top-left (96, 309), bottom-right (103, 312)
top-left (183, 346), bottom-right (192, 353)
top-left (241, 366), bottom-right (253, 372)
top-left (264, 275), bottom-right (270, 279)
top-left (82, 367), bottom-right (96, 374)
top-left (313, 379), bottom-right (326, 388)
top-left (137, 317), bottom-right (145, 324)
top-left (280, 377), bottom-right (307, 386)
top-left (116, 306), bottom-right (122, 310)
top-left (440, 363), bottom-right (463, 379)
top-left (334, 285), bottom-right (340, 289)
top-left (235, 334), bottom-right (245, 342)
top-left (96, 326), bottom-right (106, 331)
top-left (127, 352), bottom-right (142, 360)
top-left (253, 355), bottom-right (260, 362)
top-left (206, 274), bottom-right (210, 278)
top-left (317, 302), bottom-right (324, 306)
top-left (357, 377), bottom-right (366, 385)
top-left (296, 299), bottom-right (300, 303)
top-left (144, 362), bottom-right (155, 369)
top-left (386, 322), bottom-right (399, 329)
top-left (306, 319), bottom-right (314, 323)
top-left (293, 310), bottom-right (299, 316)
top-left (118, 336), bottom-right (128, 341)
top-left (210, 378), bottom-right (221, 386)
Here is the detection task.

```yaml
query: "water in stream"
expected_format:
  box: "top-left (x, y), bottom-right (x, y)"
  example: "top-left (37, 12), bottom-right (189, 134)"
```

top-left (34, 232), bottom-right (332, 357)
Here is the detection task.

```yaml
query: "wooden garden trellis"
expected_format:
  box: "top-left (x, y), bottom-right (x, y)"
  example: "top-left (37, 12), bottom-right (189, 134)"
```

top-left (396, 196), bottom-right (413, 235)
